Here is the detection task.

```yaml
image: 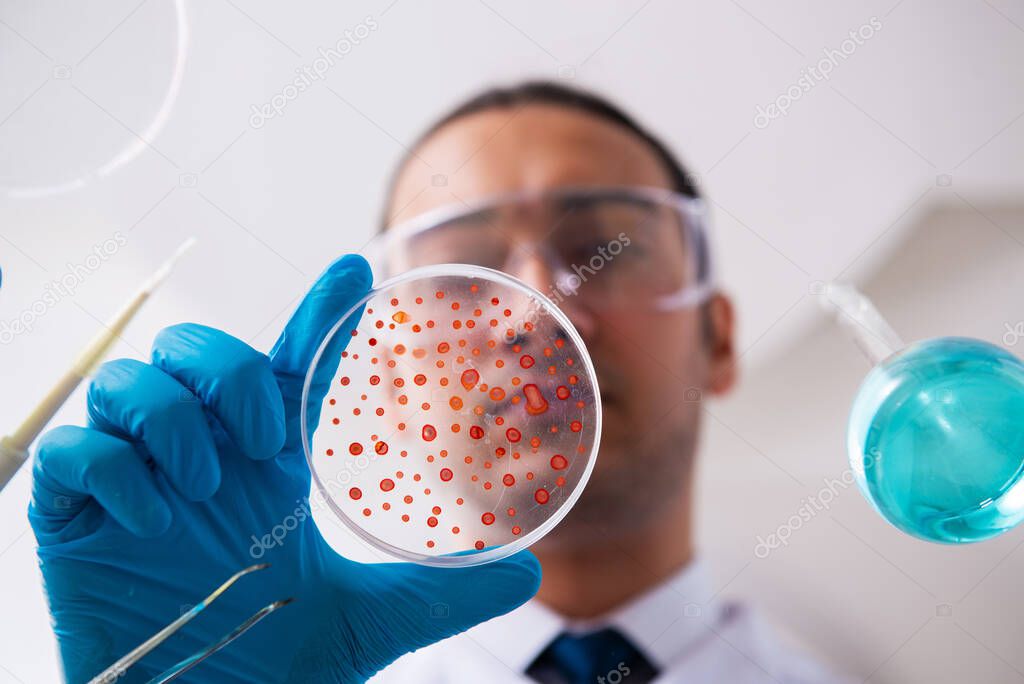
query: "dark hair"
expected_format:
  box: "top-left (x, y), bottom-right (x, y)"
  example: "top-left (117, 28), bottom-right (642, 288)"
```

top-left (382, 80), bottom-right (699, 224)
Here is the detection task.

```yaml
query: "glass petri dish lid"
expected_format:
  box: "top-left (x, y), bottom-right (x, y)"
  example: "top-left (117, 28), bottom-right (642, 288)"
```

top-left (301, 264), bottom-right (601, 567)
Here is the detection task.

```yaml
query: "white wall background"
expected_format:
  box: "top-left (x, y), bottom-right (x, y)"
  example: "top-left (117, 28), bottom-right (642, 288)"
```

top-left (1, 1), bottom-right (1023, 682)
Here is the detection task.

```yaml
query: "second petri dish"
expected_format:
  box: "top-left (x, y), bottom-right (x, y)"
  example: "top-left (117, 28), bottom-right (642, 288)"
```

top-left (301, 264), bottom-right (601, 566)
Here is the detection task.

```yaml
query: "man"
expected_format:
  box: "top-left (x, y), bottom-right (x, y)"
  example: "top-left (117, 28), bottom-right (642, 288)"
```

top-left (29, 82), bottom-right (845, 683)
top-left (369, 82), bottom-right (848, 683)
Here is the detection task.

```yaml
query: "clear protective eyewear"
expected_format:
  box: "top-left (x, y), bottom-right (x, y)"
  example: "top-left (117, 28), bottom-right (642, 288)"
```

top-left (371, 186), bottom-right (714, 312)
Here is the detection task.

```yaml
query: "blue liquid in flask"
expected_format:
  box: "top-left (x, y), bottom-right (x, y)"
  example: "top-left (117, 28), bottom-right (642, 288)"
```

top-left (848, 337), bottom-right (1024, 543)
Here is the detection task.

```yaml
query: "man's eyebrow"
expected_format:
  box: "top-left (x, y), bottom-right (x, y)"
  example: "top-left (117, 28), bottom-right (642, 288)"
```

top-left (553, 192), bottom-right (659, 213)
top-left (439, 206), bottom-right (500, 229)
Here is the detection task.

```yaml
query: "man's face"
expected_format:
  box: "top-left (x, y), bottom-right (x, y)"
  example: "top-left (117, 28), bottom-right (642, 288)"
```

top-left (385, 104), bottom-right (735, 544)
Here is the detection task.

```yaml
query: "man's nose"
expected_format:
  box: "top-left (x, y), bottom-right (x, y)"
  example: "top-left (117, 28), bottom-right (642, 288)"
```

top-left (504, 249), bottom-right (555, 296)
top-left (501, 249), bottom-right (598, 343)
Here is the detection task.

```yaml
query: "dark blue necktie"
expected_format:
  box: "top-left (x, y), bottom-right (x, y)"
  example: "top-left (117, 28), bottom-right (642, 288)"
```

top-left (526, 627), bottom-right (660, 684)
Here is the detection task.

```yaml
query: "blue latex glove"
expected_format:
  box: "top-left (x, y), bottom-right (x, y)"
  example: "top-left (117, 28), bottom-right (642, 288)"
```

top-left (29, 254), bottom-right (541, 683)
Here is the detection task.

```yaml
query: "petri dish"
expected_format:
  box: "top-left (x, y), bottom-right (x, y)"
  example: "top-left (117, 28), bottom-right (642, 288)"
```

top-left (300, 264), bottom-right (601, 566)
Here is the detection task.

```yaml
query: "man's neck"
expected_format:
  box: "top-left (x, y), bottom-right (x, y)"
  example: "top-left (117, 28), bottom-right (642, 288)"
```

top-left (532, 497), bottom-right (694, 620)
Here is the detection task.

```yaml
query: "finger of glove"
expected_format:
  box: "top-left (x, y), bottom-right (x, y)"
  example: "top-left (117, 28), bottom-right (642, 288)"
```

top-left (269, 254), bottom-right (372, 450)
top-left (350, 550), bottom-right (542, 677)
top-left (30, 425), bottom-right (172, 539)
top-left (152, 323), bottom-right (286, 461)
top-left (86, 358), bottom-right (221, 501)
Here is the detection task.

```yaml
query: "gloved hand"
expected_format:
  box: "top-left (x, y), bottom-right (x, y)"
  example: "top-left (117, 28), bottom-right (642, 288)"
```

top-left (29, 254), bottom-right (541, 683)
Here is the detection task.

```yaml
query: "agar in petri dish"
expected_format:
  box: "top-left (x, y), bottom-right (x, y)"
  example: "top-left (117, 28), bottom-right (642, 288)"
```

top-left (301, 264), bottom-right (601, 566)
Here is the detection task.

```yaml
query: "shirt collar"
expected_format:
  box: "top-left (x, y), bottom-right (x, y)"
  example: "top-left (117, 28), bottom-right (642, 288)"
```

top-left (467, 590), bottom-right (564, 673)
top-left (467, 557), bottom-right (716, 673)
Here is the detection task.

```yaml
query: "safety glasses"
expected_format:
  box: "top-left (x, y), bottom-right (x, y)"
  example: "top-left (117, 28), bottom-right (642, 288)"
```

top-left (370, 186), bottom-right (713, 312)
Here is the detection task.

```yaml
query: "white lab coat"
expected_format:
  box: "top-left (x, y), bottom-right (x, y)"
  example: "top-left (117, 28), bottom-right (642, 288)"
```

top-left (370, 560), bottom-right (852, 684)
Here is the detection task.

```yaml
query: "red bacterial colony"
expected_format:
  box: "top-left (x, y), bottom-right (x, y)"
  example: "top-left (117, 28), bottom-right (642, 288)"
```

top-left (522, 384), bottom-right (549, 416)
top-left (460, 368), bottom-right (479, 390)
top-left (318, 282), bottom-right (593, 557)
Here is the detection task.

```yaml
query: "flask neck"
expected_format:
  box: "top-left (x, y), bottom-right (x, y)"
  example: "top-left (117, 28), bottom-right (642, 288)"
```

top-left (823, 282), bottom-right (904, 365)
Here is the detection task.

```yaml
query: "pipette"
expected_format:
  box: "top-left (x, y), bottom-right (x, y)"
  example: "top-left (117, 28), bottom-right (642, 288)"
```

top-left (822, 282), bottom-right (1024, 543)
top-left (0, 238), bottom-right (196, 491)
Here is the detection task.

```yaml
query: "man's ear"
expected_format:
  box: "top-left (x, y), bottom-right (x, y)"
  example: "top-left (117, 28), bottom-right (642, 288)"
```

top-left (704, 293), bottom-right (737, 396)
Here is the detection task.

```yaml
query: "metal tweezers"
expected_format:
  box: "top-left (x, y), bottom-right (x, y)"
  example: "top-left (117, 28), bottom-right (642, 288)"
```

top-left (87, 563), bottom-right (293, 684)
